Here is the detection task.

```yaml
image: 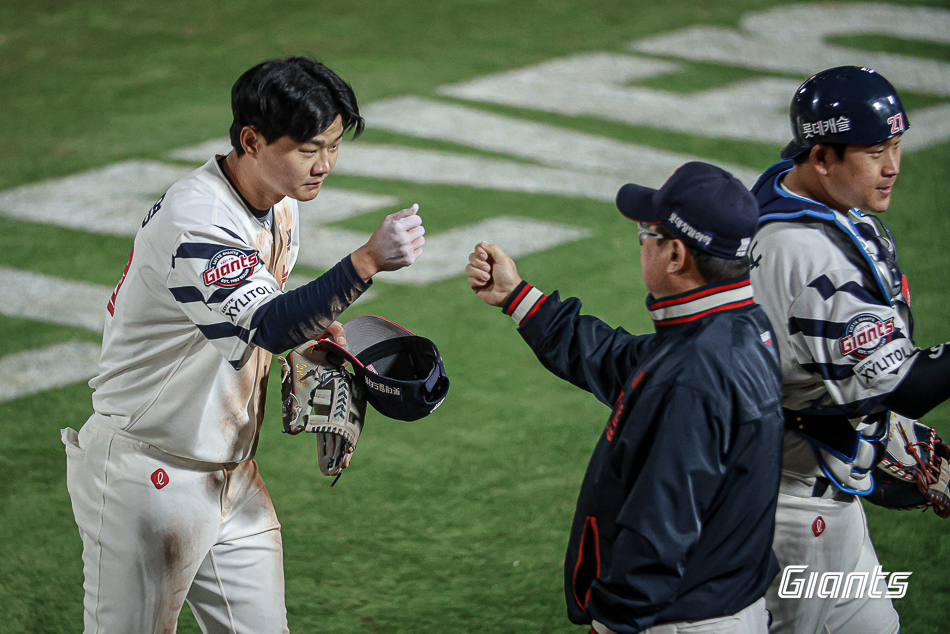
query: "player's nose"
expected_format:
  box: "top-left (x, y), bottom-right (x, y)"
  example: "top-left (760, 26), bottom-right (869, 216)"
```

top-left (883, 150), bottom-right (900, 177)
top-left (312, 151), bottom-right (332, 175)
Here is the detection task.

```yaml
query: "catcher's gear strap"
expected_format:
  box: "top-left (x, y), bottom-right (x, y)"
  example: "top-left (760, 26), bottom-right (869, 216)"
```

top-left (784, 408), bottom-right (860, 456)
top-left (884, 343), bottom-right (950, 420)
top-left (504, 281), bottom-right (547, 326)
top-left (784, 408), bottom-right (887, 495)
top-left (252, 256), bottom-right (371, 354)
top-left (865, 414), bottom-right (950, 517)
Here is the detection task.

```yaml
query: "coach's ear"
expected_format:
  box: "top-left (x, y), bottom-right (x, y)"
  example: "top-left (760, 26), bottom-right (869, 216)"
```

top-left (666, 239), bottom-right (691, 275)
top-left (239, 126), bottom-right (264, 157)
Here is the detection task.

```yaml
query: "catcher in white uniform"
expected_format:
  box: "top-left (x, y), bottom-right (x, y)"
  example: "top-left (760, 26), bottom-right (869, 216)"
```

top-left (749, 66), bottom-right (950, 633)
top-left (61, 56), bottom-right (426, 633)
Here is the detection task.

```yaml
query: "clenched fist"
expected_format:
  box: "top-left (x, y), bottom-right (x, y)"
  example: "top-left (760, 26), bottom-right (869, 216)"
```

top-left (466, 241), bottom-right (522, 307)
top-left (352, 204), bottom-right (425, 280)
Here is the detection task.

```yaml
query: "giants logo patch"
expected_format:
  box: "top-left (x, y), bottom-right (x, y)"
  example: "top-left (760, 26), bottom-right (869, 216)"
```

top-left (203, 249), bottom-right (259, 287)
top-left (839, 314), bottom-right (895, 358)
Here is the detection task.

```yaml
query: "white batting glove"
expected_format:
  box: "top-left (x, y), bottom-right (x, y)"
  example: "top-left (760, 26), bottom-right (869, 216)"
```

top-left (366, 204), bottom-right (425, 272)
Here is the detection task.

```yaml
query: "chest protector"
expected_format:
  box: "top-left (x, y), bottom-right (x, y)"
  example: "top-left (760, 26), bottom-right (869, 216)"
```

top-left (754, 161), bottom-right (914, 494)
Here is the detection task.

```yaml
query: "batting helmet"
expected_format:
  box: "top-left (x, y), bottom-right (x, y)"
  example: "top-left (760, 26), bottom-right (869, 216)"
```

top-left (780, 66), bottom-right (909, 160)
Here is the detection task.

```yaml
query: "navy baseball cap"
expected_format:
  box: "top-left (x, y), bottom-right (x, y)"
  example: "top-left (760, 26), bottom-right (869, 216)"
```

top-left (319, 315), bottom-right (449, 422)
top-left (615, 161), bottom-right (758, 260)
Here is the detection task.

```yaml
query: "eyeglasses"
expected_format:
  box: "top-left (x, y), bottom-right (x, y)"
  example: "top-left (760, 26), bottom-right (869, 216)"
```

top-left (637, 223), bottom-right (664, 245)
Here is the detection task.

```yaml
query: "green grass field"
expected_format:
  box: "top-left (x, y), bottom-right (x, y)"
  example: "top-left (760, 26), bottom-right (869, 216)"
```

top-left (1, 0), bottom-right (949, 631)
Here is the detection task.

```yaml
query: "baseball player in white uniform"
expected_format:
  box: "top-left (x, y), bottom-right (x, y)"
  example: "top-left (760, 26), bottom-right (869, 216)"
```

top-left (61, 57), bottom-right (426, 633)
top-left (749, 67), bottom-right (950, 633)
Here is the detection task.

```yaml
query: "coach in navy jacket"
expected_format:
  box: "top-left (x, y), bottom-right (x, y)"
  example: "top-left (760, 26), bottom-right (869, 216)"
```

top-left (467, 162), bottom-right (784, 634)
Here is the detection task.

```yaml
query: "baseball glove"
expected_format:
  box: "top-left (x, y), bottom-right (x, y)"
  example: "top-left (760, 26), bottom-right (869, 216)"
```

top-left (865, 413), bottom-right (950, 518)
top-left (278, 341), bottom-right (368, 479)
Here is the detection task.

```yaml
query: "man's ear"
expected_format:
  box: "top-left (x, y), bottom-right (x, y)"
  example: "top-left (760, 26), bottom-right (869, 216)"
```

top-left (239, 126), bottom-right (263, 157)
top-left (667, 239), bottom-right (692, 275)
top-left (809, 145), bottom-right (835, 176)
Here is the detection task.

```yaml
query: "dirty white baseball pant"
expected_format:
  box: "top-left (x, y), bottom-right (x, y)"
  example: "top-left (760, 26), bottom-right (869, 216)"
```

top-left (766, 476), bottom-right (900, 634)
top-left (63, 418), bottom-right (288, 633)
top-left (592, 597), bottom-right (769, 633)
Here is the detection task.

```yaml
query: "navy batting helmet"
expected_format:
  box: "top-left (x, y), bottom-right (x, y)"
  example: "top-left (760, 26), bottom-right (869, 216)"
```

top-left (780, 66), bottom-right (909, 160)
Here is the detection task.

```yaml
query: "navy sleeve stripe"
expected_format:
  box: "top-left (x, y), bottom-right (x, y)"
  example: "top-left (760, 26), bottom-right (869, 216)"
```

top-left (196, 321), bottom-right (251, 343)
top-left (789, 317), bottom-right (847, 339)
top-left (216, 225), bottom-right (244, 242)
top-left (174, 242), bottom-right (253, 260)
top-left (800, 361), bottom-right (855, 381)
top-left (807, 276), bottom-right (837, 301)
top-left (169, 281), bottom-right (255, 306)
top-left (807, 276), bottom-right (882, 305)
top-left (169, 286), bottom-right (205, 304)
top-left (836, 281), bottom-right (882, 304)
top-left (206, 279), bottom-right (261, 305)
top-left (834, 392), bottom-right (890, 417)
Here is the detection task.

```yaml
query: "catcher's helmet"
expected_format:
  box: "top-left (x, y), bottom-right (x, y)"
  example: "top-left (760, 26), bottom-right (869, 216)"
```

top-left (780, 66), bottom-right (909, 159)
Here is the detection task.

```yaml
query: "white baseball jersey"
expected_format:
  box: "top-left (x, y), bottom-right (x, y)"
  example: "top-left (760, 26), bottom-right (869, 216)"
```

top-left (750, 169), bottom-right (917, 478)
top-left (90, 157), bottom-right (299, 464)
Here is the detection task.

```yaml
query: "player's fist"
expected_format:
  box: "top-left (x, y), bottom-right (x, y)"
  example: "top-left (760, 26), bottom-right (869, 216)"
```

top-left (466, 242), bottom-right (522, 307)
top-left (352, 204), bottom-right (425, 279)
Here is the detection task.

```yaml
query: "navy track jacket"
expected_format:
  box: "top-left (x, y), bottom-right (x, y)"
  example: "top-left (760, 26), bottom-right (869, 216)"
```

top-left (505, 275), bottom-right (784, 633)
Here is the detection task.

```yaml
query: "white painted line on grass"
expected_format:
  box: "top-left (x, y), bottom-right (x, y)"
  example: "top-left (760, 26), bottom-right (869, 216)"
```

top-left (380, 216), bottom-right (593, 285)
top-left (631, 3), bottom-right (950, 97)
top-left (0, 267), bottom-right (112, 332)
top-left (0, 161), bottom-right (191, 236)
top-left (0, 341), bottom-right (101, 402)
top-left (362, 96), bottom-right (759, 186)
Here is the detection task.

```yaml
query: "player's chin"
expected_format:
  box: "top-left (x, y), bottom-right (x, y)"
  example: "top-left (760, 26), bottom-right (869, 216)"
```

top-left (293, 183), bottom-right (324, 201)
top-left (869, 194), bottom-right (892, 213)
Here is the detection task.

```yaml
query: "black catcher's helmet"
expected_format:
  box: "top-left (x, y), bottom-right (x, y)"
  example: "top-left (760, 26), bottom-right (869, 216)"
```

top-left (781, 66), bottom-right (909, 159)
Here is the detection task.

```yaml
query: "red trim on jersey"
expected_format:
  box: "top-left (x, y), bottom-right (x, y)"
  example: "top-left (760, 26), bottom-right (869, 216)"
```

top-left (107, 245), bottom-right (135, 316)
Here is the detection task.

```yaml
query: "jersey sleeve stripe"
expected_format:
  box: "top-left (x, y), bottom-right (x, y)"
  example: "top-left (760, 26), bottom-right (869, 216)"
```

top-left (807, 276), bottom-right (882, 304)
top-left (788, 317), bottom-right (847, 339)
top-left (800, 361), bottom-right (856, 381)
top-left (169, 286), bottom-right (206, 304)
top-left (169, 281), bottom-right (259, 307)
top-left (174, 242), bottom-right (252, 261)
top-left (216, 225), bottom-right (244, 242)
top-left (196, 321), bottom-right (251, 343)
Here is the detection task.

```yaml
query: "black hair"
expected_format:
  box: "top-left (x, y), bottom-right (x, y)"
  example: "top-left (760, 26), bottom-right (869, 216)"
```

top-left (655, 225), bottom-right (750, 284)
top-left (229, 56), bottom-right (365, 155)
top-left (793, 142), bottom-right (847, 165)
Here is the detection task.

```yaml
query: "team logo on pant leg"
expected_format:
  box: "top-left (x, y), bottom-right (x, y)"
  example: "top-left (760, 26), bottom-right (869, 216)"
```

top-left (839, 314), bottom-right (895, 358)
top-left (151, 469), bottom-right (170, 489)
top-left (203, 248), bottom-right (260, 287)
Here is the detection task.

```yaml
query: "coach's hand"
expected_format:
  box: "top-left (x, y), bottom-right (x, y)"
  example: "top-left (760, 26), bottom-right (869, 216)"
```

top-left (467, 242), bottom-right (522, 307)
top-left (352, 204), bottom-right (425, 280)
